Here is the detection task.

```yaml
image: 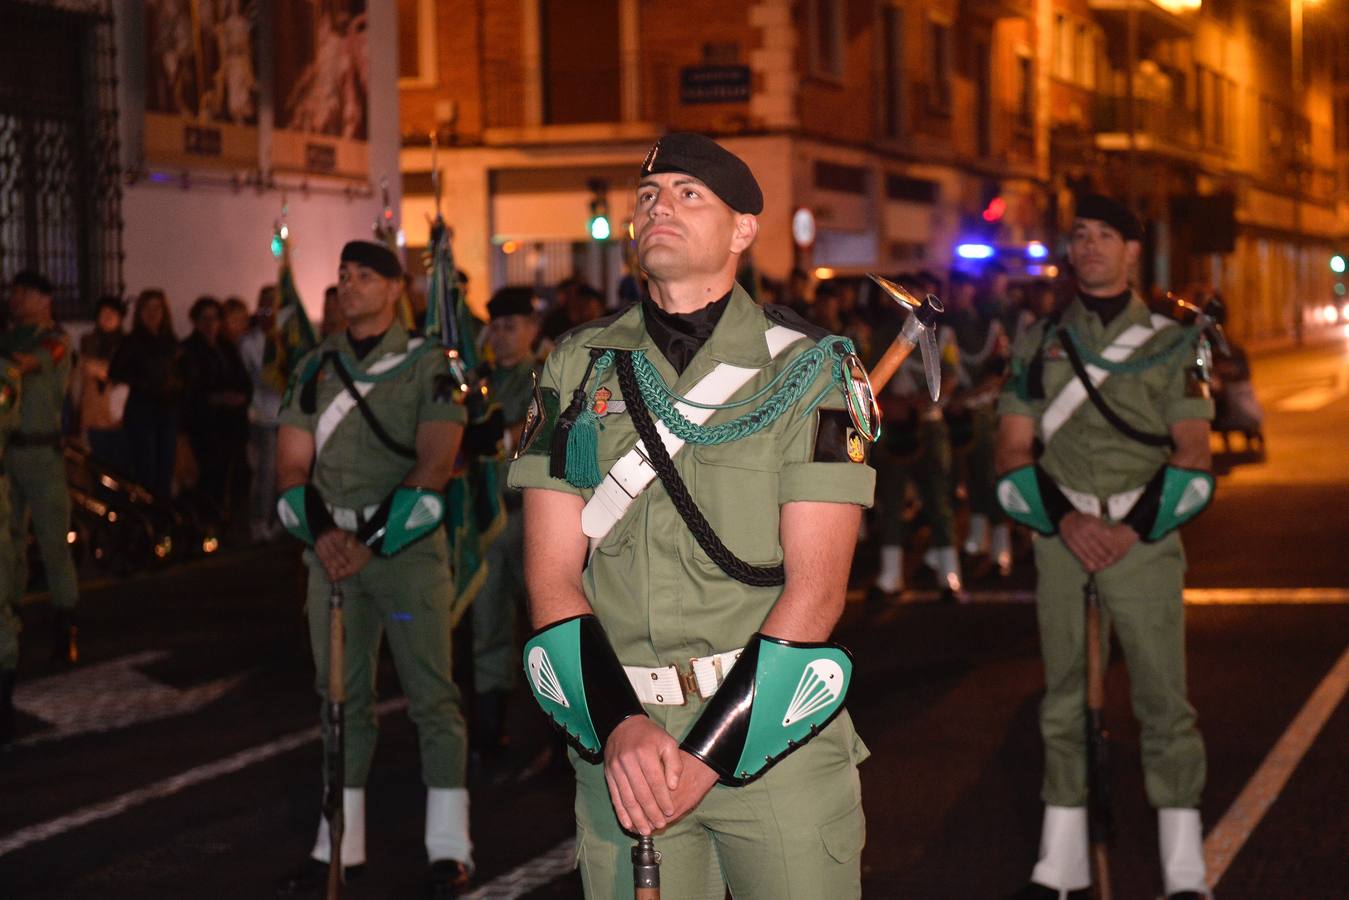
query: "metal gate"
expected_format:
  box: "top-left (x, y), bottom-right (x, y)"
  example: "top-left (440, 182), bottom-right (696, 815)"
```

top-left (0, 0), bottom-right (122, 320)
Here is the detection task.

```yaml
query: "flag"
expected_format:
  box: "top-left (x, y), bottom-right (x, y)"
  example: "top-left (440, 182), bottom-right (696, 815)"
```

top-left (262, 222), bottom-right (317, 394)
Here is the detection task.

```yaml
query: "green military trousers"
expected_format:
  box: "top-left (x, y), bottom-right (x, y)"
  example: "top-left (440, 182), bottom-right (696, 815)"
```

top-left (8, 446), bottom-right (78, 611)
top-left (304, 532), bottom-right (468, 789)
top-left (0, 478), bottom-right (19, 672)
top-left (1033, 531), bottom-right (1205, 809)
top-left (964, 405), bottom-right (1004, 522)
top-left (873, 419), bottom-right (956, 548)
top-left (572, 710), bottom-right (867, 900)
top-left (471, 509), bottom-right (523, 695)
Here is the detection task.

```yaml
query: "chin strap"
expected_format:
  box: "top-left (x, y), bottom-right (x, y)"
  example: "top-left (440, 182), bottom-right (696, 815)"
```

top-left (522, 615), bottom-right (646, 762)
top-left (276, 484), bottom-right (337, 545)
top-left (357, 486), bottom-right (446, 555)
top-left (1122, 465), bottom-right (1214, 542)
top-left (996, 464), bottom-right (1074, 535)
top-left (680, 633), bottom-right (853, 786)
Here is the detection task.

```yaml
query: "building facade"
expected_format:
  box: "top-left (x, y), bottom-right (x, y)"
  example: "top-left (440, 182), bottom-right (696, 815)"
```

top-left (399, 0), bottom-right (1347, 341)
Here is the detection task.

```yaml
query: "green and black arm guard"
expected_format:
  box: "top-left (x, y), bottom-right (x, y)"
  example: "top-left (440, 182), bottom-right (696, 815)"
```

top-left (522, 614), bottom-right (647, 762)
top-left (356, 486), bottom-right (446, 556)
top-left (996, 464), bottom-right (1075, 535)
top-left (1121, 465), bottom-right (1214, 542)
top-left (276, 484), bottom-right (337, 545)
top-left (680, 633), bottom-right (853, 787)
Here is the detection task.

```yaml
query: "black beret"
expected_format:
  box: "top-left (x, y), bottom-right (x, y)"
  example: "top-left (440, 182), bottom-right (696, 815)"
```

top-left (639, 133), bottom-right (763, 215)
top-left (487, 286), bottom-right (536, 320)
top-left (1074, 194), bottom-right (1144, 242)
top-left (340, 240), bottom-right (402, 278)
top-left (12, 269), bottom-right (53, 295)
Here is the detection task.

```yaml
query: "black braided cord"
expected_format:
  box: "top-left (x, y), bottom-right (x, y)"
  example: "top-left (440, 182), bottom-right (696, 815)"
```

top-left (615, 350), bottom-right (786, 587)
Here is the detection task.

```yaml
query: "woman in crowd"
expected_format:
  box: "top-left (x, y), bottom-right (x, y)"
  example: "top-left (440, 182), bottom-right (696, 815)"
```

top-left (109, 289), bottom-right (184, 498)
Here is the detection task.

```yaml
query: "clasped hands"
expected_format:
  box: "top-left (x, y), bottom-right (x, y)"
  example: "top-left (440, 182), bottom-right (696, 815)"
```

top-left (603, 716), bottom-right (720, 836)
top-left (1059, 510), bottom-right (1138, 573)
top-left (315, 528), bottom-right (373, 582)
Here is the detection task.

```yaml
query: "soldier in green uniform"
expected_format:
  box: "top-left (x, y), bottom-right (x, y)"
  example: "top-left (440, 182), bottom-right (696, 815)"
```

top-left (4, 271), bottom-right (78, 663)
top-left (0, 356), bottom-right (23, 743)
top-left (868, 288), bottom-right (960, 603)
top-left (996, 195), bottom-right (1215, 900)
top-left (511, 134), bottom-right (876, 899)
top-left (274, 241), bottom-right (473, 898)
top-left (947, 269), bottom-right (1013, 577)
top-left (469, 286), bottom-right (542, 761)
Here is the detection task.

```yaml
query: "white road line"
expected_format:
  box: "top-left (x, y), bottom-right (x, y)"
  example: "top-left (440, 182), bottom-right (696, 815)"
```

top-left (1204, 642), bottom-right (1349, 886)
top-left (460, 838), bottom-right (577, 900)
top-left (0, 698), bottom-right (408, 858)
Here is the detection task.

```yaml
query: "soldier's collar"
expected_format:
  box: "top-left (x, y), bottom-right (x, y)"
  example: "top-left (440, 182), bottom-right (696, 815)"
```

top-left (336, 318), bottom-right (411, 363)
top-left (583, 283), bottom-right (770, 367)
top-left (1065, 291), bottom-right (1150, 332)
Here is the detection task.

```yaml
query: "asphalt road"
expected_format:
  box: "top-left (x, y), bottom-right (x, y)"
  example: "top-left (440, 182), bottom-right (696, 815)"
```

top-left (2, 335), bottom-right (1347, 899)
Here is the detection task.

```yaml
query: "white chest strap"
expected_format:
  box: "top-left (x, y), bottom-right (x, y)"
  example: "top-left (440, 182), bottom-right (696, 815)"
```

top-left (580, 326), bottom-right (807, 546)
top-left (314, 339), bottom-right (423, 457)
top-left (1040, 315), bottom-right (1174, 447)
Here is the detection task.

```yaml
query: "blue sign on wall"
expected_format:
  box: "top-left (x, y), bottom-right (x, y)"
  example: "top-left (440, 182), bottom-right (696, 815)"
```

top-left (680, 66), bottom-right (751, 104)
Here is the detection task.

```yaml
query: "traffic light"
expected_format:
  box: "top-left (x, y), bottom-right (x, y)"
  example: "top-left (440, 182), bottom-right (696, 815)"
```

top-left (1331, 254), bottom-right (1346, 275)
top-left (587, 179), bottom-right (610, 241)
top-left (1333, 253), bottom-right (1347, 300)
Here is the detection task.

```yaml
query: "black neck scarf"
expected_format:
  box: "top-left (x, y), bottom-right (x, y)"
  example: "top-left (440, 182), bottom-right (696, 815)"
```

top-left (1077, 288), bottom-right (1132, 327)
top-left (347, 329), bottom-right (387, 361)
top-left (641, 289), bottom-right (732, 375)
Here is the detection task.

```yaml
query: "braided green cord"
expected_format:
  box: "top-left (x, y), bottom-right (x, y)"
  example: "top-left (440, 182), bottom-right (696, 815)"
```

top-left (631, 337), bottom-right (854, 446)
top-left (1056, 323), bottom-right (1197, 374)
top-left (332, 340), bottom-right (438, 384)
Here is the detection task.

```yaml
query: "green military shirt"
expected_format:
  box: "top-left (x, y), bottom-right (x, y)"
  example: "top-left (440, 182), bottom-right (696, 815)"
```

top-left (6, 325), bottom-right (71, 436)
top-left (998, 294), bottom-right (1214, 501)
top-left (278, 321), bottom-right (467, 509)
top-left (508, 284), bottom-right (874, 671)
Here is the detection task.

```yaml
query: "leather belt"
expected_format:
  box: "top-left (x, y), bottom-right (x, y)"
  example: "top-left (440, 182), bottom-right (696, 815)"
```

top-left (622, 648), bottom-right (744, 706)
top-left (327, 503), bottom-right (379, 533)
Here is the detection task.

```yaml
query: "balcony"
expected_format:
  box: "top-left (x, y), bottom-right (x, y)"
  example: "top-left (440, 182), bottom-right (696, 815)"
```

top-left (1093, 94), bottom-right (1199, 159)
top-left (1088, 0), bottom-right (1197, 42)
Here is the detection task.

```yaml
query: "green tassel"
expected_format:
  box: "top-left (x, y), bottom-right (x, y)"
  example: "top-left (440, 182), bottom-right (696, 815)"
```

top-left (564, 408), bottom-right (603, 488)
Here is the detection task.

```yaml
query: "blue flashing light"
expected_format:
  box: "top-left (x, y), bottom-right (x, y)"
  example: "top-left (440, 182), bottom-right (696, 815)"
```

top-left (1026, 241), bottom-right (1049, 260)
top-left (955, 242), bottom-right (996, 260)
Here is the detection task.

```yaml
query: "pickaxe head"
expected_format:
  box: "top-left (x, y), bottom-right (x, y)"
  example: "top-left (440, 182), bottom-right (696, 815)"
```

top-left (868, 274), bottom-right (943, 328)
top-left (1168, 293), bottom-right (1231, 358)
top-left (866, 274), bottom-right (945, 401)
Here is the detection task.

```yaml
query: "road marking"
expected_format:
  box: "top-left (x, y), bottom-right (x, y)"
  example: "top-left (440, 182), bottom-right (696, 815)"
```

top-left (0, 698), bottom-right (408, 858)
top-left (461, 838), bottom-right (577, 899)
top-left (1204, 642), bottom-right (1349, 886)
top-left (845, 587), bottom-right (1349, 605)
top-left (12, 650), bottom-right (244, 748)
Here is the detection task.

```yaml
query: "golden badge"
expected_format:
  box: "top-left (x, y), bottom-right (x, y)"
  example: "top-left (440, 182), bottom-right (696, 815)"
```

top-left (846, 429), bottom-right (866, 463)
top-left (592, 386), bottom-right (611, 416)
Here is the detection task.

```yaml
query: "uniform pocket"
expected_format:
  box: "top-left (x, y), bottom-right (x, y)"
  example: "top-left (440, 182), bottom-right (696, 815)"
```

top-left (818, 802), bottom-right (865, 864)
top-left (690, 434), bottom-right (783, 567)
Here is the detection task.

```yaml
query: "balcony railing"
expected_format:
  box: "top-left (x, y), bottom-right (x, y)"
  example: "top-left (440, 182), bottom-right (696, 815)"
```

top-left (1093, 94), bottom-right (1199, 154)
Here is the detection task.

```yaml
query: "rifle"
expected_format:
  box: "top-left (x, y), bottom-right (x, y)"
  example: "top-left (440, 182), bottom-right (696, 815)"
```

top-left (325, 581), bottom-right (346, 900)
top-left (1084, 575), bottom-right (1113, 900)
top-left (632, 835), bottom-right (661, 900)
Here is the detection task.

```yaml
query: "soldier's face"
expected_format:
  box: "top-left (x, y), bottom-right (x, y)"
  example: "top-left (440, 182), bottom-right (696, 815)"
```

top-left (487, 313), bottom-right (539, 365)
top-left (1068, 219), bottom-right (1139, 294)
top-left (337, 262), bottom-right (399, 324)
top-left (634, 173), bottom-right (756, 283)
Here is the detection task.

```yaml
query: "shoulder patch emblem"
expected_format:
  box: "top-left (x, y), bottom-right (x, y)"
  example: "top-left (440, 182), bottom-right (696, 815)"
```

top-left (814, 408), bottom-right (869, 465)
top-left (847, 431), bottom-right (866, 463)
top-left (517, 375), bottom-right (560, 459)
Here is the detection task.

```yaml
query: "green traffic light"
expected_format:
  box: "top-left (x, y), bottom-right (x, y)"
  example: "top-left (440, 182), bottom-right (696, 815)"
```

top-left (589, 215), bottom-right (611, 241)
top-left (1332, 254), bottom-right (1346, 274)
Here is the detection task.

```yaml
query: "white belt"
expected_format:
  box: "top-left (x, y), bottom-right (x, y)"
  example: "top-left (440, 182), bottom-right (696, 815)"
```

top-left (1057, 483), bottom-right (1146, 522)
top-left (328, 503), bottom-right (380, 532)
top-left (623, 648), bottom-right (744, 706)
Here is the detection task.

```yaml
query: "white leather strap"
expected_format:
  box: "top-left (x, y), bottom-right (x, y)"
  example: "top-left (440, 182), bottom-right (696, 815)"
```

top-left (1054, 481), bottom-right (1150, 523)
top-left (580, 326), bottom-right (807, 545)
top-left (623, 647), bottom-right (745, 706)
top-left (314, 339), bottom-right (425, 457)
top-left (1040, 315), bottom-right (1174, 447)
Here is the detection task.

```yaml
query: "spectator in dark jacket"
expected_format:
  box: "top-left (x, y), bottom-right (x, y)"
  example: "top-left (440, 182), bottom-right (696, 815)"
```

top-left (77, 295), bottom-right (128, 471)
top-left (109, 289), bottom-right (184, 498)
top-left (179, 296), bottom-right (252, 529)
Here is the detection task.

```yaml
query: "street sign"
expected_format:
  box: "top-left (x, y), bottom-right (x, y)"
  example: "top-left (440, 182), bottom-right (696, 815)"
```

top-left (680, 66), bottom-right (751, 104)
top-left (792, 208), bottom-right (816, 248)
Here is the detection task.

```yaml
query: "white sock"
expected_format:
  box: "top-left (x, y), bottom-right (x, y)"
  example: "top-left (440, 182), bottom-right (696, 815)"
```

top-left (925, 545), bottom-right (962, 592)
top-left (964, 514), bottom-right (989, 555)
top-left (875, 545), bottom-right (903, 593)
top-left (426, 787), bottom-right (474, 870)
top-left (1158, 808), bottom-right (1208, 896)
top-left (311, 787), bottom-right (366, 866)
top-left (991, 523), bottom-right (1012, 574)
top-left (1029, 805), bottom-right (1090, 890)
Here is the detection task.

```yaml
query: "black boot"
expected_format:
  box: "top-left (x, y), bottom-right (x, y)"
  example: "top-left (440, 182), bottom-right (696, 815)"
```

top-left (1, 669), bottom-right (15, 745)
top-left (427, 859), bottom-right (470, 899)
top-left (274, 858), bottom-right (364, 896)
top-left (52, 609), bottom-right (78, 664)
top-left (472, 690), bottom-right (509, 757)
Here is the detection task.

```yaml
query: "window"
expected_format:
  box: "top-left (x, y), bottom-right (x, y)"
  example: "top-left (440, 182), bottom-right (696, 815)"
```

top-left (1336, 96), bottom-right (1349, 152)
top-left (810, 0), bottom-right (845, 80)
top-left (881, 4), bottom-right (904, 138)
top-left (1053, 15), bottom-right (1072, 82)
top-left (928, 19), bottom-right (952, 113)
top-left (1017, 53), bottom-right (1034, 130)
top-left (814, 161), bottom-right (868, 194)
top-left (540, 0), bottom-right (621, 124)
top-left (397, 0), bottom-right (437, 87)
top-left (1076, 24), bottom-right (1090, 86)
